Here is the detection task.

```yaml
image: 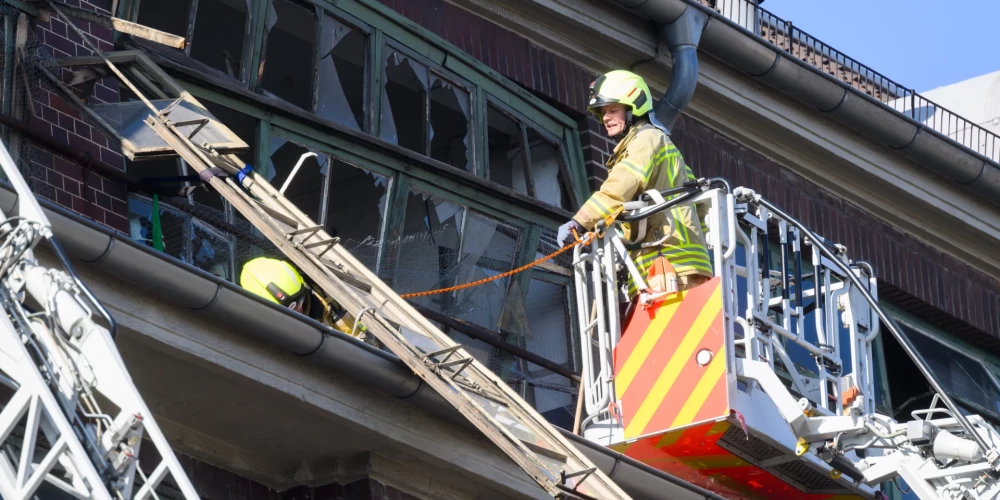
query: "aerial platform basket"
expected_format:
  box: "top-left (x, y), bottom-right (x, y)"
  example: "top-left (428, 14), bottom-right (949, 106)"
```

top-left (575, 186), bottom-right (887, 499)
top-left (606, 277), bottom-right (871, 499)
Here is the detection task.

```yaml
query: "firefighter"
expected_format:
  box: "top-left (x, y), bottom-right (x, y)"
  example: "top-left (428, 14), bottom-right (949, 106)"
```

top-left (240, 257), bottom-right (362, 338)
top-left (557, 70), bottom-right (712, 296)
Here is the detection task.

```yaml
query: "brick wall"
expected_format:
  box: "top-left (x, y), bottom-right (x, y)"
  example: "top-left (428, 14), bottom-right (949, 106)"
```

top-left (24, 0), bottom-right (128, 233)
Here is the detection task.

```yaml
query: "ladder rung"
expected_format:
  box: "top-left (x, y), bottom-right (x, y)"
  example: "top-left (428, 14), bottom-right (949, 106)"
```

top-left (319, 260), bottom-right (372, 293)
top-left (251, 199), bottom-right (299, 228)
top-left (522, 440), bottom-right (568, 463)
top-left (288, 225), bottom-right (325, 236)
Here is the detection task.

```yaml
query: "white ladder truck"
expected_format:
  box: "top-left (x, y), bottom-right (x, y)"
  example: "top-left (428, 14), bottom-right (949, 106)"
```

top-left (573, 178), bottom-right (1000, 499)
top-left (0, 139), bottom-right (201, 498)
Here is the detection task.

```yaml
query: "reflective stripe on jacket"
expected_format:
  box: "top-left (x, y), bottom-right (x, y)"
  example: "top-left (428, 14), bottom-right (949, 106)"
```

top-left (572, 120), bottom-right (712, 295)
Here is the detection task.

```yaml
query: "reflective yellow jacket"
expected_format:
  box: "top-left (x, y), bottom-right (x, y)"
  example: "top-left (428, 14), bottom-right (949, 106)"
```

top-left (572, 120), bottom-right (712, 294)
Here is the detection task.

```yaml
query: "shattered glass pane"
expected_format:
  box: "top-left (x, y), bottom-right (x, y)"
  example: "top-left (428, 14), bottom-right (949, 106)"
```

top-left (429, 75), bottom-right (470, 171)
top-left (127, 196), bottom-right (188, 262)
top-left (449, 211), bottom-right (520, 331)
top-left (260, 0), bottom-right (316, 110)
top-left (526, 127), bottom-right (569, 209)
top-left (904, 324), bottom-right (1000, 417)
top-left (325, 158), bottom-right (388, 271)
top-left (266, 135), bottom-right (328, 221)
top-left (137, 0), bottom-right (192, 38)
top-left (317, 15), bottom-right (366, 131)
top-left (191, 218), bottom-right (234, 280)
top-left (486, 104), bottom-right (528, 195)
top-left (380, 51), bottom-right (428, 154)
top-left (387, 188), bottom-right (463, 300)
top-left (190, 0), bottom-right (249, 78)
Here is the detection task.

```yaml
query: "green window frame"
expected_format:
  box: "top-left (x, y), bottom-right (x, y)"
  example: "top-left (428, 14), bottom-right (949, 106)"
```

top-left (116, 0), bottom-right (590, 210)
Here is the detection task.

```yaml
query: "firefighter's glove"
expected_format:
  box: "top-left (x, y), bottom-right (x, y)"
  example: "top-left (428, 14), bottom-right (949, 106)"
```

top-left (557, 220), bottom-right (584, 248)
top-left (199, 167), bottom-right (229, 183)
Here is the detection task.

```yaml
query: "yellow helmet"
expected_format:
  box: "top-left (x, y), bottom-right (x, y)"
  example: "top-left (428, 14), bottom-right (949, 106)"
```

top-left (587, 70), bottom-right (654, 118)
top-left (240, 257), bottom-right (309, 313)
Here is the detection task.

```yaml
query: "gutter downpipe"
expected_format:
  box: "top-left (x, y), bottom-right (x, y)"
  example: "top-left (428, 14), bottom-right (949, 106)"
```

top-left (652, 6), bottom-right (708, 135)
top-left (0, 182), bottom-right (721, 499)
top-left (612, 0), bottom-right (1000, 202)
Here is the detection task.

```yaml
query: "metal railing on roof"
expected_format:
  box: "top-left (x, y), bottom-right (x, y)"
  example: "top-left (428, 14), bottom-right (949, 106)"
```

top-left (713, 0), bottom-right (1000, 164)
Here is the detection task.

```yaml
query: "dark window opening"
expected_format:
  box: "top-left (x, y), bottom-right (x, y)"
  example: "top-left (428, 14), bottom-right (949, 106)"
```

top-left (259, 0), bottom-right (316, 110)
top-left (325, 158), bottom-right (388, 271)
top-left (136, 0), bottom-right (191, 38)
top-left (884, 322), bottom-right (1000, 423)
top-left (197, 101), bottom-right (258, 212)
top-left (380, 52), bottom-right (427, 154)
top-left (317, 15), bottom-right (366, 131)
top-left (267, 136), bottom-right (327, 221)
top-left (486, 104), bottom-right (527, 195)
top-left (429, 75), bottom-right (470, 171)
top-left (190, 0), bottom-right (249, 78)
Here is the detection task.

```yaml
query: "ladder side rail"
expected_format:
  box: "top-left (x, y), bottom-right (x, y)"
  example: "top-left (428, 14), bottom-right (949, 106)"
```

top-left (145, 119), bottom-right (630, 498)
top-left (220, 144), bottom-right (630, 496)
top-left (736, 187), bottom-right (1000, 471)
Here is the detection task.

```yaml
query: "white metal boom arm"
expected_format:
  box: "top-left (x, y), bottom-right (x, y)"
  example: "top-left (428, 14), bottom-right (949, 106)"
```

top-left (575, 180), bottom-right (1000, 500)
top-left (0, 141), bottom-right (200, 499)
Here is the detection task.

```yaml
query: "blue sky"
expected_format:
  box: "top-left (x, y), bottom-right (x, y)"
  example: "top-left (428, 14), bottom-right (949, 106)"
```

top-left (758, 0), bottom-right (1000, 93)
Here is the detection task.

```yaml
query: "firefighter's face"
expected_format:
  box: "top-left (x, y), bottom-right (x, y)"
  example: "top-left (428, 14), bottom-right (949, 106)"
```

top-left (601, 104), bottom-right (627, 137)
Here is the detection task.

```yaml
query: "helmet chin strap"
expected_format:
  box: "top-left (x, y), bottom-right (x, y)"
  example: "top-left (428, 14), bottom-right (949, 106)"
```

top-left (609, 109), bottom-right (634, 141)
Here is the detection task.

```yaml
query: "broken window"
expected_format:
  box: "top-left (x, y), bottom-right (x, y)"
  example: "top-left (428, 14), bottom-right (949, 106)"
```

top-left (386, 187), bottom-right (463, 302)
top-left (900, 323), bottom-right (1000, 418)
top-left (526, 127), bottom-right (572, 210)
top-left (316, 14), bottom-right (366, 131)
top-left (386, 190), bottom-right (521, 331)
top-left (429, 75), bottom-right (470, 170)
top-left (380, 49), bottom-right (472, 171)
top-left (136, 0), bottom-right (192, 38)
top-left (190, 0), bottom-right (250, 78)
top-left (266, 135), bottom-right (328, 222)
top-left (127, 195), bottom-right (235, 280)
top-left (380, 50), bottom-right (427, 153)
top-left (486, 103), bottom-right (528, 195)
top-left (324, 158), bottom-right (389, 271)
top-left (450, 211), bottom-right (520, 330)
top-left (259, 0), bottom-right (316, 110)
top-left (485, 102), bottom-right (577, 209)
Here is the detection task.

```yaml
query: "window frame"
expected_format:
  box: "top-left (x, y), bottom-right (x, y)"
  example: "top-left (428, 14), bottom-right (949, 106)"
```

top-left (885, 304), bottom-right (1000, 424)
top-left (120, 0), bottom-right (589, 212)
top-left (112, 0), bottom-right (587, 404)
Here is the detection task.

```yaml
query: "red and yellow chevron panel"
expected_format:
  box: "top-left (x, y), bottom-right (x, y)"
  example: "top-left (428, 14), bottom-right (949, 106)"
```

top-left (611, 420), bottom-right (863, 500)
top-left (613, 277), bottom-right (729, 440)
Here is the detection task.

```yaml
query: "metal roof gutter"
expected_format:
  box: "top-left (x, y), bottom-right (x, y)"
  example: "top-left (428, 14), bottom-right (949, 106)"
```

top-left (0, 182), bottom-right (721, 500)
top-left (610, 0), bottom-right (1000, 204)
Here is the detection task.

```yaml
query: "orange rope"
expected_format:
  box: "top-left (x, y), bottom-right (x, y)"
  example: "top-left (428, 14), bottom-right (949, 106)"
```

top-left (400, 207), bottom-right (623, 299)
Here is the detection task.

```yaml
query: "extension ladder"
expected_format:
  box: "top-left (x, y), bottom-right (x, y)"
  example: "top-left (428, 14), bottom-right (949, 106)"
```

top-left (0, 141), bottom-right (200, 499)
top-left (140, 100), bottom-right (630, 499)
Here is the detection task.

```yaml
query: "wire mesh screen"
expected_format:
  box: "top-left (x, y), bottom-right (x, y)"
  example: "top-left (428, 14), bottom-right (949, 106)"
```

top-left (713, 0), bottom-right (1000, 163)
